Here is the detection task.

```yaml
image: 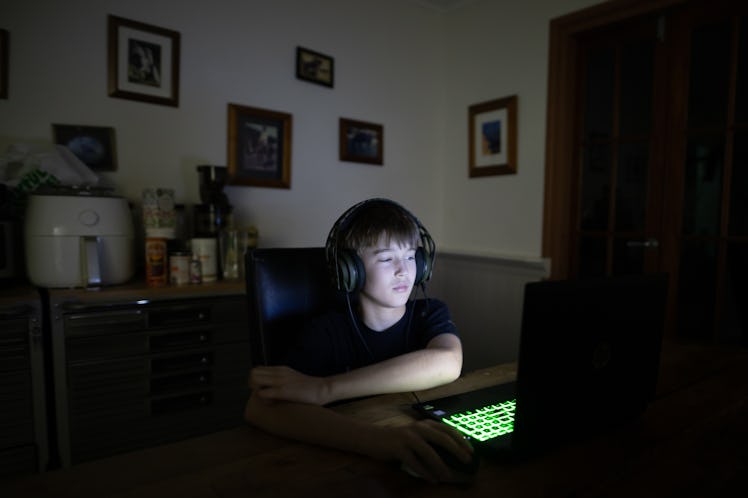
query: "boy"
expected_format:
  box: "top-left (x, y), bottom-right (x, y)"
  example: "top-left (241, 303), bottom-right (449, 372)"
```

top-left (245, 199), bottom-right (472, 483)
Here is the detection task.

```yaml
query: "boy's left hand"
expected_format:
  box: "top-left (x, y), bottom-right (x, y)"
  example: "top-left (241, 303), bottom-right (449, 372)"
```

top-left (249, 366), bottom-right (331, 405)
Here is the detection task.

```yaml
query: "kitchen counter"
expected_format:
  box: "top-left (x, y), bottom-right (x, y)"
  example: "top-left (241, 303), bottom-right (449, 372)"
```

top-left (46, 278), bottom-right (245, 303)
top-left (2, 278), bottom-right (245, 302)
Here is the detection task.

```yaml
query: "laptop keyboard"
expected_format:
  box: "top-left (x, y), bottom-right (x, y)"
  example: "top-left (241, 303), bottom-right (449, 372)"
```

top-left (441, 399), bottom-right (517, 442)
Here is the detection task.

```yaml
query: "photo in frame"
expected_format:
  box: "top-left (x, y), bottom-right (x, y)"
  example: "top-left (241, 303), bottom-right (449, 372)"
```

top-left (108, 15), bottom-right (180, 107)
top-left (52, 124), bottom-right (117, 171)
top-left (468, 95), bottom-right (517, 177)
top-left (339, 118), bottom-right (383, 165)
top-left (227, 103), bottom-right (292, 189)
top-left (0, 29), bottom-right (8, 99)
top-left (296, 46), bottom-right (334, 88)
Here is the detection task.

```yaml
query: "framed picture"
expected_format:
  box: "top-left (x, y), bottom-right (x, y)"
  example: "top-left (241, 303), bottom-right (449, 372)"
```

top-left (52, 124), bottom-right (117, 171)
top-left (468, 95), bottom-right (517, 177)
top-left (339, 118), bottom-right (383, 165)
top-left (296, 46), bottom-right (334, 88)
top-left (107, 15), bottom-right (180, 107)
top-left (227, 103), bottom-right (292, 189)
top-left (0, 29), bottom-right (8, 99)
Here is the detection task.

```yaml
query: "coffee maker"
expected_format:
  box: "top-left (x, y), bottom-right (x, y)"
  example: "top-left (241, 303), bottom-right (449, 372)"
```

top-left (194, 165), bottom-right (233, 237)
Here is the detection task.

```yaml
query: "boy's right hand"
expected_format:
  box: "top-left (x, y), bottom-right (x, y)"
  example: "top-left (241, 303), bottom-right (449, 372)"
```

top-left (371, 419), bottom-right (475, 484)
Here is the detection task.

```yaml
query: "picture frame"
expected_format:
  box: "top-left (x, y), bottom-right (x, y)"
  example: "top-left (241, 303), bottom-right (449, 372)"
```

top-left (296, 46), bottom-right (334, 88)
top-left (339, 118), bottom-right (383, 165)
top-left (0, 29), bottom-right (8, 99)
top-left (107, 15), bottom-right (180, 107)
top-left (468, 95), bottom-right (517, 177)
top-left (52, 124), bottom-right (118, 171)
top-left (227, 103), bottom-right (292, 189)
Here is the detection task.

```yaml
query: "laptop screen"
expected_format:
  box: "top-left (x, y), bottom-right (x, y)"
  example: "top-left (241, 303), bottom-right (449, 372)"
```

top-left (511, 273), bottom-right (668, 451)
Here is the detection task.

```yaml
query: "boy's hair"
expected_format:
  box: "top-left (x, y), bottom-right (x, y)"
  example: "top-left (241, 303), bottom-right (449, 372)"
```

top-left (341, 201), bottom-right (419, 253)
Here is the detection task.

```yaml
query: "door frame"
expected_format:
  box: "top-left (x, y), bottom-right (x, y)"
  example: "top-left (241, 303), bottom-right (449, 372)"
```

top-left (543, 0), bottom-right (687, 280)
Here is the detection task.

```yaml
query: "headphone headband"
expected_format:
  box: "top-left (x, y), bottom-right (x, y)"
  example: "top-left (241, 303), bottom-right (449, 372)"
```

top-left (325, 198), bottom-right (436, 293)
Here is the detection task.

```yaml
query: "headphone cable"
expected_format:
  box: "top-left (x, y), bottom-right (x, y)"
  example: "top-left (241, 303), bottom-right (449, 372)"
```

top-left (345, 293), bottom-right (373, 360)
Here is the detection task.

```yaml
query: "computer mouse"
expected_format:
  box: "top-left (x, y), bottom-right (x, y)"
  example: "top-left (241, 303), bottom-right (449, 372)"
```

top-left (432, 441), bottom-right (480, 476)
top-left (401, 441), bottom-right (480, 483)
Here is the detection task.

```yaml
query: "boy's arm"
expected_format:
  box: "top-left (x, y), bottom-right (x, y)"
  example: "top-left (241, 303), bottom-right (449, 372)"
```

top-left (327, 332), bottom-right (462, 400)
top-left (250, 333), bottom-right (462, 406)
top-left (244, 388), bottom-right (473, 483)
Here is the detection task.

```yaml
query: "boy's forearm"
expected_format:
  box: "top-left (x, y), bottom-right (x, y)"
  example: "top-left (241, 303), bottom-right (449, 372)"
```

top-left (244, 392), bottom-right (389, 459)
top-left (326, 344), bottom-right (461, 402)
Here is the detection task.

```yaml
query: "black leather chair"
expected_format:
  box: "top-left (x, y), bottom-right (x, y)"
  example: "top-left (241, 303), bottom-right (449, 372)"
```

top-left (245, 247), bottom-right (339, 367)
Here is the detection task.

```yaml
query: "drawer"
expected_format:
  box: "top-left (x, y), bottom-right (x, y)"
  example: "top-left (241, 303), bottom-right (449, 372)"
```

top-left (64, 309), bottom-right (146, 337)
top-left (0, 370), bottom-right (33, 448)
top-left (63, 299), bottom-right (249, 362)
top-left (66, 327), bottom-right (213, 362)
top-left (67, 344), bottom-right (251, 413)
top-left (63, 298), bottom-right (247, 337)
top-left (0, 318), bottom-right (30, 372)
top-left (68, 385), bottom-right (248, 464)
top-left (0, 444), bottom-right (38, 477)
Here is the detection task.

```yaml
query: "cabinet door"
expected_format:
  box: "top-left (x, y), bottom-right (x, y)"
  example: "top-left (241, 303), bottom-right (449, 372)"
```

top-left (0, 304), bottom-right (46, 477)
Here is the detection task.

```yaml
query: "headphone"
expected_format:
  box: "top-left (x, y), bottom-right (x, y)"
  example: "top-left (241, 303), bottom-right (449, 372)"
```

top-left (325, 198), bottom-right (436, 294)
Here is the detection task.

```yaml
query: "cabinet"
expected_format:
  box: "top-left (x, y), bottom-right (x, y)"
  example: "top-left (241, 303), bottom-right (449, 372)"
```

top-left (48, 281), bottom-right (250, 467)
top-left (0, 288), bottom-right (47, 477)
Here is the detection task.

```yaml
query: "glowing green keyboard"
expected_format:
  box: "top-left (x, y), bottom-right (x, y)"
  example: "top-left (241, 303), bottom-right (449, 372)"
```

top-left (442, 399), bottom-right (517, 442)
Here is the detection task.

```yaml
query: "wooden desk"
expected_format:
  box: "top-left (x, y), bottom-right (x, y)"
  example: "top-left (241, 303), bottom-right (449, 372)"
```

top-left (2, 342), bottom-right (746, 497)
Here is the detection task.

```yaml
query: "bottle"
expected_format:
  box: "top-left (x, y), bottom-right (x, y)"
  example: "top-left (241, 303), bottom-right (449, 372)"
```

top-left (190, 252), bottom-right (202, 284)
top-left (145, 238), bottom-right (168, 287)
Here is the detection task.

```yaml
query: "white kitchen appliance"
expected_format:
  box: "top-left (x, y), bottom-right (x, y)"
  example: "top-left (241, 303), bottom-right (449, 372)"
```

top-left (24, 187), bottom-right (135, 288)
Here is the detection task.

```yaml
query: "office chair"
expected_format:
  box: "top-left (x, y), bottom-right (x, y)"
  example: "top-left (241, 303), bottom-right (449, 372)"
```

top-left (245, 247), bottom-right (339, 366)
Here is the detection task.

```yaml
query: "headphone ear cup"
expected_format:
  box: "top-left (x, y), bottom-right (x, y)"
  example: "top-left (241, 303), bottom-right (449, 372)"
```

top-left (414, 247), bottom-right (429, 286)
top-left (338, 249), bottom-right (365, 293)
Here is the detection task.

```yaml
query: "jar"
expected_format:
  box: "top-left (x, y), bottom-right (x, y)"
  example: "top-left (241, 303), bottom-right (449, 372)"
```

top-left (169, 252), bottom-right (191, 286)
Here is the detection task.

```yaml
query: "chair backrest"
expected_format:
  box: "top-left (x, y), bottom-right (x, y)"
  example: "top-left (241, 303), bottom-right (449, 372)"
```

top-left (245, 247), bottom-right (338, 366)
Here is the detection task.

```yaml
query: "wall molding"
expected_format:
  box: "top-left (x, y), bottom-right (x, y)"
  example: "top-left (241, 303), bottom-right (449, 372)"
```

top-left (427, 250), bottom-right (550, 372)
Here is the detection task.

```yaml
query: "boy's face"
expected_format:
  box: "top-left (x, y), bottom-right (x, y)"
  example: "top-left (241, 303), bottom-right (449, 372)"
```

top-left (358, 234), bottom-right (416, 312)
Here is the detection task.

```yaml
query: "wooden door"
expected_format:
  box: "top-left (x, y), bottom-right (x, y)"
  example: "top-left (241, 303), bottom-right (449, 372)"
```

top-left (544, 0), bottom-right (748, 343)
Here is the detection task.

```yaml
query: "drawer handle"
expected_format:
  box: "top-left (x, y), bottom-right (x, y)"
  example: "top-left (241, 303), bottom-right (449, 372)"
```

top-left (151, 352), bottom-right (213, 373)
top-left (150, 391), bottom-right (213, 414)
top-left (150, 331), bottom-right (212, 351)
top-left (150, 371), bottom-right (212, 395)
top-left (149, 307), bottom-right (211, 326)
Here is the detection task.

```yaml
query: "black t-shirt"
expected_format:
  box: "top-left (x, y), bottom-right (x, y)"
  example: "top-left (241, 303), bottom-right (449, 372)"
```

top-left (285, 298), bottom-right (458, 377)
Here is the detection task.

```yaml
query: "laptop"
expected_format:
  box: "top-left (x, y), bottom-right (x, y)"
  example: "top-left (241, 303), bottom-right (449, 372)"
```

top-left (413, 273), bottom-right (668, 460)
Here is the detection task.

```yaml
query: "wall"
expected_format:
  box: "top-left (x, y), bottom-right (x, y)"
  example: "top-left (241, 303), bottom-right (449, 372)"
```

top-left (0, 0), bottom-right (601, 367)
top-left (0, 0), bottom-right (602, 254)
top-left (0, 0), bottom-right (448, 246)
top-left (427, 251), bottom-right (549, 370)
top-left (441, 0), bottom-right (600, 258)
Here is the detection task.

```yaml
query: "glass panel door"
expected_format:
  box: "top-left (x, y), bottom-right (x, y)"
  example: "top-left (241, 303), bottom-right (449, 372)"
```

top-left (674, 6), bottom-right (747, 342)
top-left (575, 17), bottom-right (660, 279)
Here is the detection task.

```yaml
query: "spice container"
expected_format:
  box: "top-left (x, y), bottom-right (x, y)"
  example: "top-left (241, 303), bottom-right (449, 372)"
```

top-left (145, 238), bottom-right (168, 287)
top-left (169, 251), bottom-right (191, 286)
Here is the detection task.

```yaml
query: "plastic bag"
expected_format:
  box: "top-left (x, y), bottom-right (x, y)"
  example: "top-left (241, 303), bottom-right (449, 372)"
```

top-left (0, 143), bottom-right (99, 192)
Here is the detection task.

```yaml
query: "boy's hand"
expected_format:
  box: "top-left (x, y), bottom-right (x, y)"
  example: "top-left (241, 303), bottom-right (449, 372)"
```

top-left (249, 366), bottom-right (331, 405)
top-left (374, 419), bottom-right (475, 484)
